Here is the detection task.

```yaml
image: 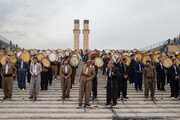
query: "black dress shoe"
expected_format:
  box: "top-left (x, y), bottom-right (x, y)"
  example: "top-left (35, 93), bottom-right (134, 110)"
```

top-left (162, 89), bottom-right (166, 91)
top-left (79, 103), bottom-right (82, 106)
top-left (105, 103), bottom-right (110, 105)
top-left (65, 96), bottom-right (69, 98)
top-left (85, 103), bottom-right (91, 106)
top-left (112, 102), bottom-right (117, 106)
top-left (123, 97), bottom-right (129, 99)
top-left (29, 96), bottom-right (33, 99)
top-left (34, 97), bottom-right (37, 101)
top-left (93, 96), bottom-right (97, 99)
top-left (8, 96), bottom-right (12, 99)
top-left (152, 97), bottom-right (158, 101)
top-left (3, 96), bottom-right (7, 100)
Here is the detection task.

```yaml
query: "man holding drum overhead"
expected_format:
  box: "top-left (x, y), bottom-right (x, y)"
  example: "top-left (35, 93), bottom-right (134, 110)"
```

top-left (60, 59), bottom-right (72, 99)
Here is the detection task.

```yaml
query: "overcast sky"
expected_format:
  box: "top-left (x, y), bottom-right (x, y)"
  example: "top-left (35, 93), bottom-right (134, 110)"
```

top-left (0, 0), bottom-right (180, 50)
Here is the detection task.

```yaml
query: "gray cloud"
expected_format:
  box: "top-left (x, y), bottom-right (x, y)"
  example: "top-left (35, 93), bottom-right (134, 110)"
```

top-left (0, 0), bottom-right (180, 50)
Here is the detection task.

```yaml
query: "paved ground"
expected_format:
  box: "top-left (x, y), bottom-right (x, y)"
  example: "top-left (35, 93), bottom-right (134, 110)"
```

top-left (0, 62), bottom-right (180, 120)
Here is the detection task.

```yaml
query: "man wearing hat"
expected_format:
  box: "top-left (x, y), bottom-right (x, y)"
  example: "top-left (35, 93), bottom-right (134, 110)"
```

top-left (1, 57), bottom-right (17, 100)
top-left (78, 60), bottom-right (95, 106)
top-left (29, 57), bottom-right (42, 100)
top-left (16, 57), bottom-right (28, 90)
top-left (60, 59), bottom-right (72, 99)
top-left (143, 60), bottom-right (157, 100)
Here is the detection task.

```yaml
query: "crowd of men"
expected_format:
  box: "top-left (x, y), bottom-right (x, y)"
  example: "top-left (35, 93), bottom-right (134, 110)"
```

top-left (0, 49), bottom-right (180, 107)
top-left (101, 52), bottom-right (180, 106)
top-left (0, 50), bottom-right (98, 107)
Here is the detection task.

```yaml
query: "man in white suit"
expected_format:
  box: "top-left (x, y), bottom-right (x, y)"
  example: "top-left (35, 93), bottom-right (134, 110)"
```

top-left (29, 57), bottom-right (42, 100)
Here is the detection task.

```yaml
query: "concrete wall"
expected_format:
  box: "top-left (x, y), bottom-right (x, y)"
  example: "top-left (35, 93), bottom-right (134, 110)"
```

top-left (167, 45), bottom-right (180, 52)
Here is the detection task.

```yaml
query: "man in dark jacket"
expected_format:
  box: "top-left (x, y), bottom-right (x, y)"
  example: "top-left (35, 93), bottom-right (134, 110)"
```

top-left (129, 54), bottom-right (135, 85)
top-left (105, 61), bottom-right (121, 106)
top-left (92, 59), bottom-right (98, 99)
top-left (134, 57), bottom-right (144, 92)
top-left (16, 57), bottom-right (28, 90)
top-left (120, 57), bottom-right (128, 99)
top-left (169, 59), bottom-right (180, 98)
top-left (156, 57), bottom-right (166, 91)
top-left (114, 58), bottom-right (122, 99)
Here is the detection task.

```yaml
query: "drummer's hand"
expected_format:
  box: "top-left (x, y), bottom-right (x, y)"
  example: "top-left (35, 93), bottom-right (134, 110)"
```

top-left (65, 76), bottom-right (68, 79)
top-left (154, 79), bottom-right (157, 82)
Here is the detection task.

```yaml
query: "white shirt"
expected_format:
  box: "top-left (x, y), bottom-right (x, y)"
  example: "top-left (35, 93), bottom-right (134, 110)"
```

top-left (174, 65), bottom-right (177, 74)
top-left (109, 68), bottom-right (112, 77)
top-left (5, 64), bottom-right (8, 74)
top-left (160, 63), bottom-right (163, 70)
top-left (65, 66), bottom-right (67, 74)
top-left (33, 64), bottom-right (37, 75)
top-left (139, 64), bottom-right (141, 71)
top-left (21, 61), bottom-right (23, 69)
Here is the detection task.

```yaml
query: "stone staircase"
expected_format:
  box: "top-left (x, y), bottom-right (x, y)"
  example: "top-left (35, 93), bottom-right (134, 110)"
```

top-left (0, 62), bottom-right (180, 120)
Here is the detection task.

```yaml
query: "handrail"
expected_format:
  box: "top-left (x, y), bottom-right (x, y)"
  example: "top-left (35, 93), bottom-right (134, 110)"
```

top-left (0, 35), bottom-right (19, 49)
top-left (0, 35), bottom-right (10, 43)
top-left (140, 36), bottom-right (180, 51)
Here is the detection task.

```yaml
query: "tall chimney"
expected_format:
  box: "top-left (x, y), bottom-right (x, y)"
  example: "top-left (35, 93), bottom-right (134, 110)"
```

top-left (83, 20), bottom-right (90, 50)
top-left (73, 20), bottom-right (80, 50)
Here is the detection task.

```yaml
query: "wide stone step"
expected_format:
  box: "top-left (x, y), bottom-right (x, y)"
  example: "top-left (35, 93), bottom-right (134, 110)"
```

top-left (0, 62), bottom-right (179, 119)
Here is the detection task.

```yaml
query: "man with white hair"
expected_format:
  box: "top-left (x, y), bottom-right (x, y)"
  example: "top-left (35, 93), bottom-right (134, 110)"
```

top-left (106, 61), bottom-right (120, 106)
